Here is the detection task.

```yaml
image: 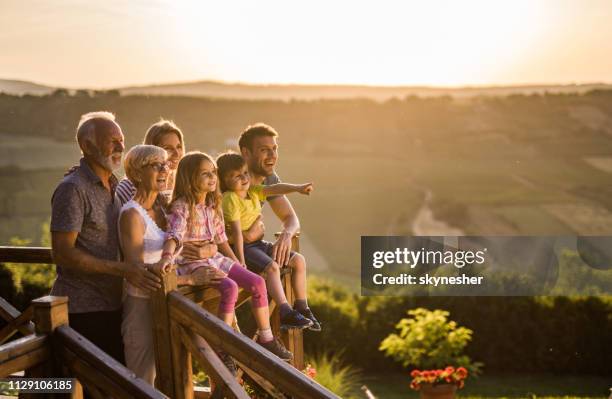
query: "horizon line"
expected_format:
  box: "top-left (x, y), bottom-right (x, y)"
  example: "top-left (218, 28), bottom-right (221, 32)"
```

top-left (2, 77), bottom-right (612, 92)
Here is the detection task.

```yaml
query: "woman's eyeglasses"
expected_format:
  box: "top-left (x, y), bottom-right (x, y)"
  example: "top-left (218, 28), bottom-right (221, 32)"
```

top-left (146, 162), bottom-right (170, 172)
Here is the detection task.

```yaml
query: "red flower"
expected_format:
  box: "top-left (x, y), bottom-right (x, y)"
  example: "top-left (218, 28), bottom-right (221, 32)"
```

top-left (456, 367), bottom-right (468, 379)
top-left (302, 364), bottom-right (317, 379)
top-left (410, 369), bottom-right (421, 378)
top-left (445, 366), bottom-right (455, 374)
top-left (410, 381), bottom-right (420, 391)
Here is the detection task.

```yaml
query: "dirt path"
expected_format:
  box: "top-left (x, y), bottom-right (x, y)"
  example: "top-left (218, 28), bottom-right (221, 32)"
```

top-left (411, 189), bottom-right (464, 236)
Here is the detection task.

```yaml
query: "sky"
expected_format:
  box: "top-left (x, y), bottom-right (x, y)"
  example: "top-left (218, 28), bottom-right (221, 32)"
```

top-left (1, 0), bottom-right (612, 89)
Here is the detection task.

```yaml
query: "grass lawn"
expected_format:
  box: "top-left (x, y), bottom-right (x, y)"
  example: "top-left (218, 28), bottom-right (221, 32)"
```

top-left (363, 372), bottom-right (610, 399)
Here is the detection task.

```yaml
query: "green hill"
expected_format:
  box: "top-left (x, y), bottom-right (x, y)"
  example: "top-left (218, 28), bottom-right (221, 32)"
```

top-left (2, 90), bottom-right (612, 281)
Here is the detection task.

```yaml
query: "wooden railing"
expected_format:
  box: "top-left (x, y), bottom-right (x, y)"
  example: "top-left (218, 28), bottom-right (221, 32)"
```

top-left (0, 243), bottom-right (339, 399)
top-left (0, 297), bottom-right (34, 345)
top-left (0, 296), bottom-right (165, 398)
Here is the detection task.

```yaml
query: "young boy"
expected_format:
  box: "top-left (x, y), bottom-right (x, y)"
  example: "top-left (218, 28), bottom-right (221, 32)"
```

top-left (216, 151), bottom-right (320, 331)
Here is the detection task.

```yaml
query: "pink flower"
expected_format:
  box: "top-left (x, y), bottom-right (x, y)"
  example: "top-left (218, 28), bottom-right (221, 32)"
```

top-left (302, 364), bottom-right (317, 379)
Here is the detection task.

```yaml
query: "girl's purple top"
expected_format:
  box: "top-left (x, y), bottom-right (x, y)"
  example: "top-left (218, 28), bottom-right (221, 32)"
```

top-left (166, 199), bottom-right (235, 274)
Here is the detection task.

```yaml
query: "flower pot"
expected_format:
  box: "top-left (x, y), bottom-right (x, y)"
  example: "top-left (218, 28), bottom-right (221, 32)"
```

top-left (419, 383), bottom-right (457, 399)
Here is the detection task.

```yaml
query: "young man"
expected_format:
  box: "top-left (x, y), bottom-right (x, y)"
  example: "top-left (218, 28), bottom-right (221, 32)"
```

top-left (238, 123), bottom-right (321, 331)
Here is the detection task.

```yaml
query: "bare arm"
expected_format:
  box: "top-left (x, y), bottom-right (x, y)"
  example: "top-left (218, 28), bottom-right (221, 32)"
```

top-left (268, 195), bottom-right (300, 266)
top-left (227, 220), bottom-right (245, 265)
top-left (118, 210), bottom-right (165, 289)
top-left (119, 209), bottom-right (145, 264)
top-left (218, 240), bottom-right (240, 264)
top-left (157, 236), bottom-right (178, 272)
top-left (262, 183), bottom-right (313, 197)
top-left (182, 241), bottom-right (218, 260)
top-left (52, 231), bottom-right (127, 277)
top-left (50, 181), bottom-right (160, 291)
top-left (242, 215), bottom-right (265, 243)
top-left (52, 231), bottom-right (161, 292)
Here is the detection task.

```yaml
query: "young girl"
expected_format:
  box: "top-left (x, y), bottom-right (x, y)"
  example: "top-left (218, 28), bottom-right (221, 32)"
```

top-left (157, 151), bottom-right (292, 363)
top-left (216, 151), bottom-right (320, 332)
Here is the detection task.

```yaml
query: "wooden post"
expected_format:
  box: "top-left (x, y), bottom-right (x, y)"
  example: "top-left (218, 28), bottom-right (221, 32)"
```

top-left (23, 296), bottom-right (79, 399)
top-left (272, 233), bottom-right (304, 370)
top-left (31, 296), bottom-right (68, 336)
top-left (170, 322), bottom-right (193, 399)
top-left (151, 272), bottom-right (179, 397)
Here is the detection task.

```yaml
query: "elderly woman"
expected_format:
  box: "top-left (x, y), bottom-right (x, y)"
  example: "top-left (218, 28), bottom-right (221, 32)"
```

top-left (116, 119), bottom-right (185, 205)
top-left (118, 144), bottom-right (170, 384)
top-left (119, 145), bottom-right (225, 384)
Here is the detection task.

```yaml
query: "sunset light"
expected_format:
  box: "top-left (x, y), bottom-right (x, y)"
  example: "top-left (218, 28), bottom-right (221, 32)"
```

top-left (2, 0), bottom-right (610, 88)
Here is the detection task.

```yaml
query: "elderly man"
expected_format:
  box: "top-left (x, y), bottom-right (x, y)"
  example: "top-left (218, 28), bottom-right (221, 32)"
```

top-left (50, 111), bottom-right (161, 363)
top-left (239, 123), bottom-right (321, 331)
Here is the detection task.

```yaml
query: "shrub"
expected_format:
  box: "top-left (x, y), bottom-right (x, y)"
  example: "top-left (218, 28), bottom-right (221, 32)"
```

top-left (379, 308), bottom-right (482, 374)
top-left (305, 266), bottom-right (611, 375)
top-left (305, 352), bottom-right (362, 399)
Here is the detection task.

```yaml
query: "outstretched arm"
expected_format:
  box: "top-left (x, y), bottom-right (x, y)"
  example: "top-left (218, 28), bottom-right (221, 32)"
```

top-left (262, 183), bottom-right (313, 197)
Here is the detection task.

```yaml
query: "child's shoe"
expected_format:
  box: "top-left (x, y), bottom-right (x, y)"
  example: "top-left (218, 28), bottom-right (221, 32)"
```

top-left (280, 309), bottom-right (313, 330)
top-left (259, 338), bottom-right (293, 362)
top-left (298, 308), bottom-right (321, 332)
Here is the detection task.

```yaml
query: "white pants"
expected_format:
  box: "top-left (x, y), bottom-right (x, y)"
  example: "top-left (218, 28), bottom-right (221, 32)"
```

top-left (122, 296), bottom-right (156, 385)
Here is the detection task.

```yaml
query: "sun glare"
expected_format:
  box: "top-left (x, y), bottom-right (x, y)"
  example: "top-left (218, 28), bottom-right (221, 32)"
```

top-left (166, 0), bottom-right (547, 86)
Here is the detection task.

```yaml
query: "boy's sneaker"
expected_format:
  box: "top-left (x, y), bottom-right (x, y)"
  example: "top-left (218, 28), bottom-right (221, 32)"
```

top-left (298, 308), bottom-right (321, 332)
top-left (259, 338), bottom-right (293, 362)
top-left (280, 309), bottom-right (313, 330)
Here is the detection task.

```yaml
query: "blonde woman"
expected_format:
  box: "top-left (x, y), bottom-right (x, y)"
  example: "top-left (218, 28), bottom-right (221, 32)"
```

top-left (116, 119), bottom-right (185, 205)
top-left (118, 144), bottom-right (169, 384)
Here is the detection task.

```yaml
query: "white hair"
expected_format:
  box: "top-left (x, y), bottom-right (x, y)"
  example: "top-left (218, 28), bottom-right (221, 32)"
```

top-left (124, 145), bottom-right (167, 187)
top-left (75, 111), bottom-right (116, 150)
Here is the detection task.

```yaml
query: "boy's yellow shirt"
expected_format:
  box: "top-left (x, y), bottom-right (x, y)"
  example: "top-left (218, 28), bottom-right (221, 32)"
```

top-left (222, 185), bottom-right (266, 232)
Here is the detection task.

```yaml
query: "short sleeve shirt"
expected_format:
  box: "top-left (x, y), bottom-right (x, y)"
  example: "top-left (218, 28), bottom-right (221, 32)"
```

top-left (50, 158), bottom-right (123, 313)
top-left (222, 185), bottom-right (266, 231)
top-left (263, 172), bottom-right (281, 203)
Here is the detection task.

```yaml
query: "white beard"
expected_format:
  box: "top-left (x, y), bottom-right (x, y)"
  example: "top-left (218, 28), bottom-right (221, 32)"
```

top-left (97, 152), bottom-right (122, 172)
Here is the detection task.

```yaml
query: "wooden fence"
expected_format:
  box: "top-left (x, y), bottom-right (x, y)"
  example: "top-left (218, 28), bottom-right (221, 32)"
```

top-left (0, 243), bottom-right (339, 399)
